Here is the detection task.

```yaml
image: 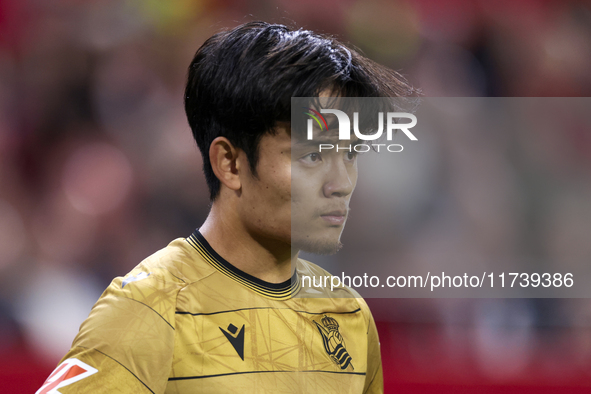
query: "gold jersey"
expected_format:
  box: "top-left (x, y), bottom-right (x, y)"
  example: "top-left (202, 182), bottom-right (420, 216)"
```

top-left (37, 230), bottom-right (383, 394)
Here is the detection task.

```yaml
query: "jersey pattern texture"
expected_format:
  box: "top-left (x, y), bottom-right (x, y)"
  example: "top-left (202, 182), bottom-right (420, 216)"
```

top-left (50, 230), bottom-right (383, 394)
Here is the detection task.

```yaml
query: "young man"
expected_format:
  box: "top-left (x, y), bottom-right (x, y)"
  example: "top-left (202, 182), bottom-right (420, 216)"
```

top-left (37, 22), bottom-right (414, 393)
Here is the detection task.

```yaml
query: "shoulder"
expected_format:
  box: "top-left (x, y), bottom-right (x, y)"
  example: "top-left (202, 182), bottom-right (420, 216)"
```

top-left (113, 237), bottom-right (216, 296)
top-left (128, 236), bottom-right (217, 285)
top-left (83, 236), bottom-right (215, 331)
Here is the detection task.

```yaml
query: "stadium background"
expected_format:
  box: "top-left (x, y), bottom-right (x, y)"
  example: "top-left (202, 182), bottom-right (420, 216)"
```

top-left (1, 0), bottom-right (591, 392)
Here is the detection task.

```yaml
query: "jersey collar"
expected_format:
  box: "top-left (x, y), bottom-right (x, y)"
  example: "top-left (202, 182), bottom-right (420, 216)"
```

top-left (186, 229), bottom-right (300, 300)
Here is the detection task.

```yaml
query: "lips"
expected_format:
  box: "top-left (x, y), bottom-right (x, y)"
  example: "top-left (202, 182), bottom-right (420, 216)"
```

top-left (320, 210), bottom-right (347, 225)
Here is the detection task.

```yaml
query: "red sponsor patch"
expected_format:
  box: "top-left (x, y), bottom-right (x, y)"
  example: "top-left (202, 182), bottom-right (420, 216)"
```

top-left (36, 358), bottom-right (98, 394)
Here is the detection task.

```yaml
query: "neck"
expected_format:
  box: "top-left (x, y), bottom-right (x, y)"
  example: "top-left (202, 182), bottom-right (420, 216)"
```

top-left (199, 202), bottom-right (298, 284)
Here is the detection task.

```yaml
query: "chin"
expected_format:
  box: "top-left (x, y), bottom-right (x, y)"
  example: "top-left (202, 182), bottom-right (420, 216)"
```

top-left (293, 236), bottom-right (343, 255)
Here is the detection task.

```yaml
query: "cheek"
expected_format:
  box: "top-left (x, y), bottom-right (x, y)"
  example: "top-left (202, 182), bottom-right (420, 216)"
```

top-left (290, 168), bottom-right (312, 205)
top-left (290, 169), bottom-right (324, 218)
top-left (259, 167), bottom-right (292, 236)
top-left (249, 165), bottom-right (292, 221)
top-left (350, 167), bottom-right (359, 193)
top-left (269, 164), bottom-right (291, 204)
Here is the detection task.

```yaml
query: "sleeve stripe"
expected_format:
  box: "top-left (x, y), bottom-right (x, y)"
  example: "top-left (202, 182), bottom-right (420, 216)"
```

top-left (169, 369), bottom-right (366, 381)
top-left (176, 307), bottom-right (362, 317)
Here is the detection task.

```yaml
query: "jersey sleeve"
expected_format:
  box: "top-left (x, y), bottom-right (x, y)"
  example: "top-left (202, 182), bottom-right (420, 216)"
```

top-left (37, 267), bottom-right (183, 394)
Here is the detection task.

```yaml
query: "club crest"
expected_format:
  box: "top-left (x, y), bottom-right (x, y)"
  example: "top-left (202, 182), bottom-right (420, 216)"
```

top-left (314, 315), bottom-right (353, 370)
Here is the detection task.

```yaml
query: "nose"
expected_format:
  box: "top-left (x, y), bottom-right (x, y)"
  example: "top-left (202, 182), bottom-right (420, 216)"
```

top-left (322, 158), bottom-right (355, 198)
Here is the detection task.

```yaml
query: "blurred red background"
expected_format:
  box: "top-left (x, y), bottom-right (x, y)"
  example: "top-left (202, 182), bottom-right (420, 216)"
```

top-left (1, 0), bottom-right (591, 392)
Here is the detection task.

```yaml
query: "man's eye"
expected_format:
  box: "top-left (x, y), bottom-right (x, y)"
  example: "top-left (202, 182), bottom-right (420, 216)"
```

top-left (302, 152), bottom-right (322, 163)
top-left (345, 151), bottom-right (358, 162)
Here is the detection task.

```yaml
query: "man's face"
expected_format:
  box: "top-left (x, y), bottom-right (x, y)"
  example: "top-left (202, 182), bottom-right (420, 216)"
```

top-left (237, 122), bottom-right (358, 255)
top-left (291, 128), bottom-right (358, 254)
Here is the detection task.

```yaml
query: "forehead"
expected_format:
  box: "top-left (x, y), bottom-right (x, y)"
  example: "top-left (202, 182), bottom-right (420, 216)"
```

top-left (291, 96), bottom-right (373, 142)
top-left (292, 126), bottom-right (337, 144)
top-left (290, 125), bottom-right (362, 149)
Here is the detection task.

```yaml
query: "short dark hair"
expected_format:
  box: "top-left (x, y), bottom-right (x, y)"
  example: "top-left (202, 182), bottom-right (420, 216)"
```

top-left (185, 21), bottom-right (416, 200)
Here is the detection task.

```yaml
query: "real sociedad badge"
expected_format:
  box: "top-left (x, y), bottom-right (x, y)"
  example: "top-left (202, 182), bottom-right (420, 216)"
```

top-left (314, 315), bottom-right (354, 370)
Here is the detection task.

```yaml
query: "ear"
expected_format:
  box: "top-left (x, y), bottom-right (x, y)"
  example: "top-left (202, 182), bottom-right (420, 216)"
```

top-left (209, 136), bottom-right (242, 192)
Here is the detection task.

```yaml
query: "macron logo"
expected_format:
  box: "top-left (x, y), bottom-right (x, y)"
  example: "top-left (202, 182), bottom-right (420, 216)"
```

top-left (219, 323), bottom-right (245, 360)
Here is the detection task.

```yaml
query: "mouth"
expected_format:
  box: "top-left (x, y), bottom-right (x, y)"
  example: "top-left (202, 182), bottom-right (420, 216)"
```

top-left (320, 210), bottom-right (347, 226)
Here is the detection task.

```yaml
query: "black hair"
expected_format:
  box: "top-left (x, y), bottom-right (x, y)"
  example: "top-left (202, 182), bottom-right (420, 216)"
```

top-left (185, 21), bottom-right (417, 200)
